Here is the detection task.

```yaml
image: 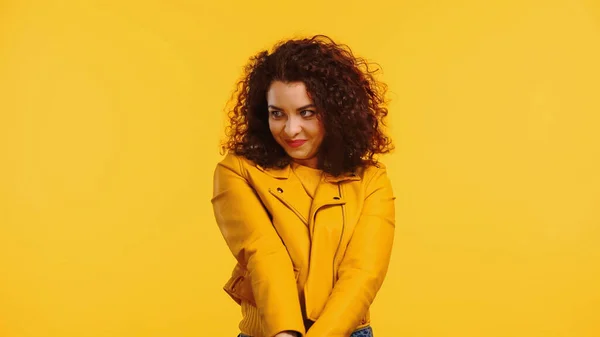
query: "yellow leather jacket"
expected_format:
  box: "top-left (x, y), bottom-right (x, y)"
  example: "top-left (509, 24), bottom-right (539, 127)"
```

top-left (212, 153), bottom-right (395, 337)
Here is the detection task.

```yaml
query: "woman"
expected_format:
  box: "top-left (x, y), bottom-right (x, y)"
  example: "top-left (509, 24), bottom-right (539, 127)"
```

top-left (211, 35), bottom-right (395, 337)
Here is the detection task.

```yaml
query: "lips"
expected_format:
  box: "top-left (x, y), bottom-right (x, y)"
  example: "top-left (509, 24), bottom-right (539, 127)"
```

top-left (286, 140), bottom-right (307, 148)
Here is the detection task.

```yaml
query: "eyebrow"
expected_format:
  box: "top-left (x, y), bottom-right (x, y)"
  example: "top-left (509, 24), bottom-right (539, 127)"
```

top-left (267, 104), bottom-right (316, 112)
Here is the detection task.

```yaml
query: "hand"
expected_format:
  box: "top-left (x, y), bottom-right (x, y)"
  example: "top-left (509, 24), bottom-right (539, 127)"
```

top-left (274, 331), bottom-right (299, 337)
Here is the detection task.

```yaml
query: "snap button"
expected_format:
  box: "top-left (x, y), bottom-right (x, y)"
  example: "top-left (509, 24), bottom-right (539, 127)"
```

top-left (277, 187), bottom-right (283, 193)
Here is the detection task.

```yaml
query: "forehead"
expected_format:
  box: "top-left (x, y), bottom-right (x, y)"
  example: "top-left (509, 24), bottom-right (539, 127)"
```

top-left (266, 81), bottom-right (313, 106)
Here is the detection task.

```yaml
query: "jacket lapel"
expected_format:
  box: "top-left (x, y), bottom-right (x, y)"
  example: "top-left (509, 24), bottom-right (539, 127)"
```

top-left (257, 164), bottom-right (310, 226)
top-left (256, 163), bottom-right (361, 233)
top-left (309, 180), bottom-right (346, 236)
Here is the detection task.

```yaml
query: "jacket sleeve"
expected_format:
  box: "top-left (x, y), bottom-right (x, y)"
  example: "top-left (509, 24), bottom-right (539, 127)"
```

top-left (305, 166), bottom-right (396, 337)
top-left (211, 154), bottom-right (306, 337)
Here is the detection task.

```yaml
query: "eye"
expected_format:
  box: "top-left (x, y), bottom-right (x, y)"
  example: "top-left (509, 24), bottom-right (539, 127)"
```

top-left (300, 110), bottom-right (316, 117)
top-left (269, 110), bottom-right (283, 119)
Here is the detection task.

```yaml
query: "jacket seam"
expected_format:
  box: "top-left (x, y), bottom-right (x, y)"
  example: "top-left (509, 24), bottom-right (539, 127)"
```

top-left (268, 189), bottom-right (309, 226)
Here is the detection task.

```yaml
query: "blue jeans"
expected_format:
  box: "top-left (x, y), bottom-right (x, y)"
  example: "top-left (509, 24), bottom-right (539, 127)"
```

top-left (238, 326), bottom-right (373, 337)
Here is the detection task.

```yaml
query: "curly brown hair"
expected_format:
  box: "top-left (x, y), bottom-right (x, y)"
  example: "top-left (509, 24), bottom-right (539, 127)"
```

top-left (222, 35), bottom-right (393, 176)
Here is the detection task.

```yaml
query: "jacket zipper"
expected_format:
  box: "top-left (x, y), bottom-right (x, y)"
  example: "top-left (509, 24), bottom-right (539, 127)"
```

top-left (331, 184), bottom-right (345, 286)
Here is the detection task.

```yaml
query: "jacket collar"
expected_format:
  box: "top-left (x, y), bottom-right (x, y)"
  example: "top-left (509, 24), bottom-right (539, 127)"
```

top-left (255, 164), bottom-right (361, 182)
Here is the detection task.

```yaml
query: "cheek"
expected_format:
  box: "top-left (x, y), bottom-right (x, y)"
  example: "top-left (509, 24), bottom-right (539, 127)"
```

top-left (268, 120), bottom-right (281, 138)
top-left (309, 121), bottom-right (325, 140)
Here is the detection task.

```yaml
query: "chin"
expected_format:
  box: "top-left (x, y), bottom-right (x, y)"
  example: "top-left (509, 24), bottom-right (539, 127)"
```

top-left (289, 153), bottom-right (310, 160)
top-left (292, 154), bottom-right (316, 162)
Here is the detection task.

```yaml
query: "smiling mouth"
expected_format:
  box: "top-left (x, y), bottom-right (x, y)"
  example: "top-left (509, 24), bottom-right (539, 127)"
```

top-left (286, 140), bottom-right (307, 148)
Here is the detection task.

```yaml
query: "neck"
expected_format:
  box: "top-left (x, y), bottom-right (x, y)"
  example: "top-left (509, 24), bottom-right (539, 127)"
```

top-left (293, 157), bottom-right (319, 169)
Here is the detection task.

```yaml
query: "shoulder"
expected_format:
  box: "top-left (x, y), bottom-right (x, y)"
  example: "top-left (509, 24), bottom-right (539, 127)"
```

top-left (357, 161), bottom-right (393, 196)
top-left (358, 161), bottom-right (389, 182)
top-left (214, 152), bottom-right (258, 175)
top-left (212, 153), bottom-right (257, 188)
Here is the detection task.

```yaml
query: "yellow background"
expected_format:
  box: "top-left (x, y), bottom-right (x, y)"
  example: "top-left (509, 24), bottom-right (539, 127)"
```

top-left (1, 0), bottom-right (599, 336)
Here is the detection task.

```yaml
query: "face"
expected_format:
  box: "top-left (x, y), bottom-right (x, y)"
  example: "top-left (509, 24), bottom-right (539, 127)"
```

top-left (267, 81), bottom-right (325, 169)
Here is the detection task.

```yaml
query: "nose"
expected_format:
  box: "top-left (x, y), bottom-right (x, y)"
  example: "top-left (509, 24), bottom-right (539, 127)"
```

top-left (284, 115), bottom-right (302, 137)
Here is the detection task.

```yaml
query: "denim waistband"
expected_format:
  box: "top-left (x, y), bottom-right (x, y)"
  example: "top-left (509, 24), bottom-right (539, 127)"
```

top-left (238, 325), bottom-right (373, 337)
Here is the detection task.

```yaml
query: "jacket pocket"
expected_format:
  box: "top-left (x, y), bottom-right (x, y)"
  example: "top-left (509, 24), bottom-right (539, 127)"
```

top-left (223, 264), bottom-right (256, 306)
top-left (359, 309), bottom-right (371, 325)
top-left (223, 265), bottom-right (301, 306)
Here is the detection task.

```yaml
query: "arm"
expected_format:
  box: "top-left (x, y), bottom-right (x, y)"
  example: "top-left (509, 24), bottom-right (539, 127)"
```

top-left (212, 154), bottom-right (305, 337)
top-left (306, 167), bottom-right (396, 337)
